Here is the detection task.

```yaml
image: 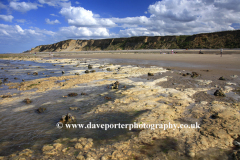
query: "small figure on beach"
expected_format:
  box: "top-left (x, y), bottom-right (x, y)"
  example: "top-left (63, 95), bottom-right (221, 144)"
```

top-left (171, 50), bottom-right (174, 54)
top-left (199, 50), bottom-right (203, 54)
top-left (35, 52), bottom-right (36, 55)
top-left (220, 48), bottom-right (223, 57)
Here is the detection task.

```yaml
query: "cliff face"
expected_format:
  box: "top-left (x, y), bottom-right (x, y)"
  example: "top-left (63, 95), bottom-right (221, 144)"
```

top-left (29, 30), bottom-right (240, 52)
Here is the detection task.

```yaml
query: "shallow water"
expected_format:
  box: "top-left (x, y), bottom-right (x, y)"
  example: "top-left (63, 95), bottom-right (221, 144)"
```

top-left (0, 59), bottom-right (143, 156)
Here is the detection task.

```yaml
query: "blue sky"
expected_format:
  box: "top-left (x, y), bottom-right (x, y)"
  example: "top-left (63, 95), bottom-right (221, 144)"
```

top-left (0, 0), bottom-right (240, 53)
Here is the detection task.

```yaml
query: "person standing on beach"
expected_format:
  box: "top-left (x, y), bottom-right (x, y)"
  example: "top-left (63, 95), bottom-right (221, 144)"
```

top-left (220, 48), bottom-right (223, 57)
top-left (171, 50), bottom-right (173, 54)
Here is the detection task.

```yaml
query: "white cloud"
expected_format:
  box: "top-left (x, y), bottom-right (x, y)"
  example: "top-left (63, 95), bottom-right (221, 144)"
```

top-left (75, 1), bottom-right (80, 5)
top-left (58, 26), bottom-right (112, 38)
top-left (60, 6), bottom-right (116, 28)
top-left (145, 0), bottom-right (240, 35)
top-left (0, 24), bottom-right (56, 52)
top-left (9, 1), bottom-right (38, 12)
top-left (45, 18), bottom-right (61, 25)
top-left (0, 2), bottom-right (7, 10)
top-left (38, 0), bottom-right (71, 8)
top-left (0, 15), bottom-right (14, 22)
top-left (112, 16), bottom-right (150, 26)
top-left (50, 14), bottom-right (58, 17)
top-left (57, 0), bottom-right (240, 39)
top-left (119, 27), bottom-right (161, 37)
top-left (0, 24), bottom-right (55, 43)
top-left (16, 19), bottom-right (26, 23)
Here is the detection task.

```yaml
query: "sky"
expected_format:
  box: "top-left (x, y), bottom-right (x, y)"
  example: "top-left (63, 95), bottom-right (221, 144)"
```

top-left (0, 0), bottom-right (240, 53)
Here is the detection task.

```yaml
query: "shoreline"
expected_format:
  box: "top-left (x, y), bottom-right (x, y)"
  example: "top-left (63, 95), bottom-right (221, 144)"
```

top-left (0, 55), bottom-right (240, 159)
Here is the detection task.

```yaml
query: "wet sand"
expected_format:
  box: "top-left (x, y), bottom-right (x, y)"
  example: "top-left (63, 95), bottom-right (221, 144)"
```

top-left (55, 53), bottom-right (240, 70)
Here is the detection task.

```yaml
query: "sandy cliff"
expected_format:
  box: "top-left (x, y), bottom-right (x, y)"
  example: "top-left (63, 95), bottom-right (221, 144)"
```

top-left (28, 30), bottom-right (240, 52)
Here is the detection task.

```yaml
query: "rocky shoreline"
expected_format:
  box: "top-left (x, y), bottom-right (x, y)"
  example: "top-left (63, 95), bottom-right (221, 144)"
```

top-left (0, 56), bottom-right (240, 160)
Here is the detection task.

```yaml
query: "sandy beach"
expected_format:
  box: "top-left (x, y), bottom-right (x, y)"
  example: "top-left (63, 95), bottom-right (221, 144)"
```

top-left (0, 53), bottom-right (240, 159)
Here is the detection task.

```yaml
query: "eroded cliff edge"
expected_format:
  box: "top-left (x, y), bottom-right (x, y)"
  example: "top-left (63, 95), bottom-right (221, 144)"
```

top-left (28, 30), bottom-right (240, 52)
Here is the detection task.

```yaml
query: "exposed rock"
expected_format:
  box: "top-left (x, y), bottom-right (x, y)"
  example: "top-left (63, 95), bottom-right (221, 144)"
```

top-left (106, 68), bottom-right (111, 71)
top-left (77, 138), bottom-right (93, 151)
top-left (14, 77), bottom-right (18, 80)
top-left (166, 68), bottom-right (171, 70)
top-left (86, 151), bottom-right (97, 159)
top-left (101, 155), bottom-right (109, 160)
top-left (27, 72), bottom-right (30, 75)
top-left (105, 96), bottom-right (112, 100)
top-left (62, 71), bottom-right (65, 74)
top-left (22, 79), bottom-right (25, 81)
top-left (60, 113), bottom-right (76, 123)
top-left (219, 76), bottom-right (225, 80)
top-left (18, 149), bottom-right (33, 157)
top-left (37, 107), bottom-right (46, 113)
top-left (214, 89), bottom-right (226, 97)
top-left (148, 73), bottom-right (154, 76)
top-left (234, 141), bottom-right (240, 147)
top-left (68, 93), bottom-right (78, 97)
top-left (29, 30), bottom-right (240, 53)
top-left (111, 81), bottom-right (119, 89)
top-left (75, 72), bottom-right (80, 75)
top-left (16, 67), bottom-right (19, 69)
top-left (1, 68), bottom-right (3, 70)
top-left (81, 92), bottom-right (87, 95)
top-left (0, 80), bottom-right (2, 84)
top-left (76, 154), bottom-right (85, 160)
top-left (191, 72), bottom-right (199, 78)
top-left (75, 143), bottom-right (83, 149)
top-left (70, 138), bottom-right (78, 142)
top-left (88, 64), bottom-right (93, 69)
top-left (53, 143), bottom-right (62, 150)
top-left (232, 150), bottom-right (240, 160)
top-left (69, 107), bottom-right (79, 110)
top-left (42, 145), bottom-right (54, 152)
top-left (85, 70), bottom-right (90, 73)
top-left (231, 75), bottom-right (238, 78)
top-left (2, 95), bottom-right (12, 98)
top-left (3, 78), bottom-right (8, 82)
top-left (23, 98), bottom-right (32, 104)
top-left (61, 66), bottom-right (64, 67)
top-left (188, 152), bottom-right (195, 158)
top-left (90, 70), bottom-right (96, 73)
top-left (33, 72), bottom-right (38, 75)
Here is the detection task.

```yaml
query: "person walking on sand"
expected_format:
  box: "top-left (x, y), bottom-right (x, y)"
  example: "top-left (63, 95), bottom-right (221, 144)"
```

top-left (171, 50), bottom-right (173, 54)
top-left (220, 48), bottom-right (223, 57)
